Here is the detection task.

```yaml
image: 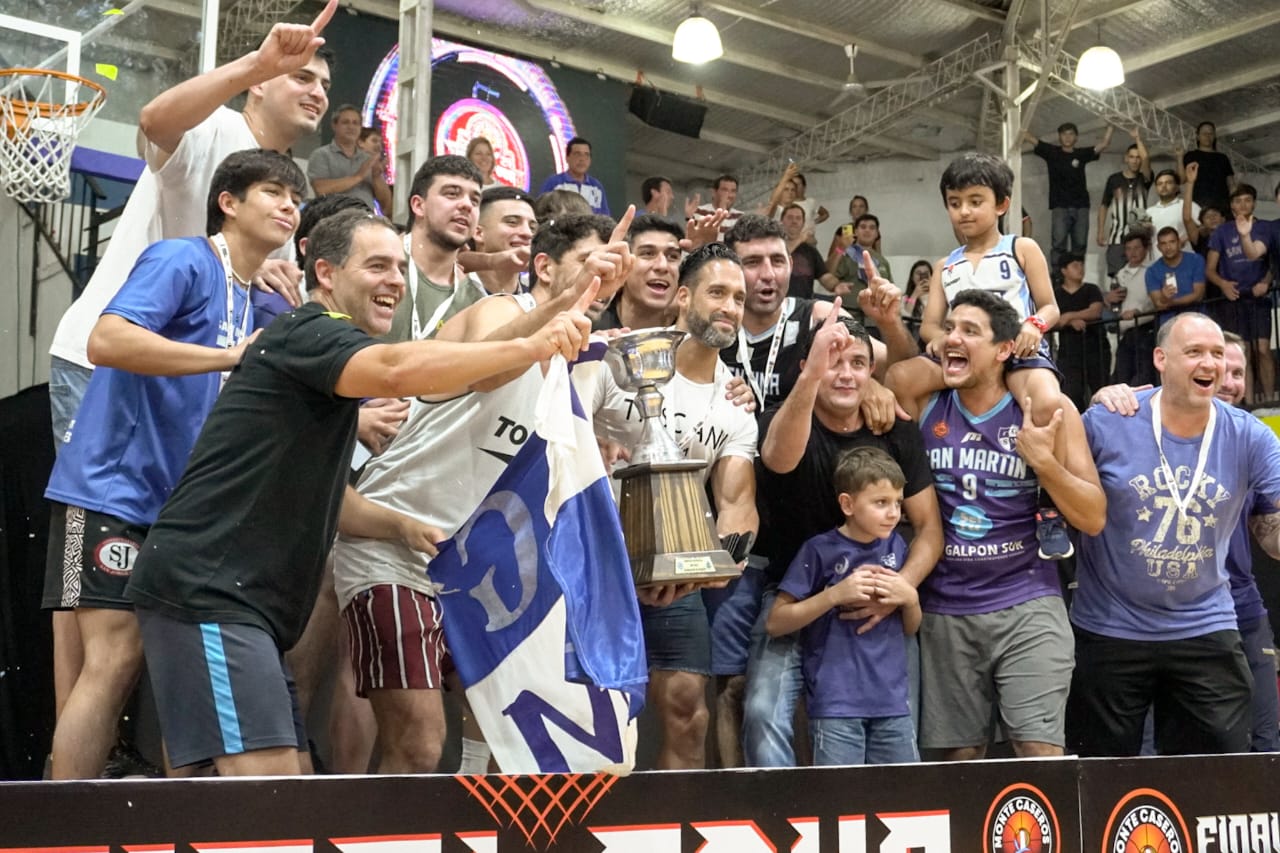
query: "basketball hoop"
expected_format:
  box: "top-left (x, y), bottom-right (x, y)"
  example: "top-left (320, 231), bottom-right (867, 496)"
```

top-left (0, 68), bottom-right (106, 204)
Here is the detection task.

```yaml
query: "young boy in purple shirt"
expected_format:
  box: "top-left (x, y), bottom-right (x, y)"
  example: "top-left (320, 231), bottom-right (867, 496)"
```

top-left (767, 446), bottom-right (921, 766)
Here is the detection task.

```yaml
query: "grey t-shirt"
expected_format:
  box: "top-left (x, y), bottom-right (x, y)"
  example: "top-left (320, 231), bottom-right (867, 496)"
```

top-left (307, 141), bottom-right (376, 209)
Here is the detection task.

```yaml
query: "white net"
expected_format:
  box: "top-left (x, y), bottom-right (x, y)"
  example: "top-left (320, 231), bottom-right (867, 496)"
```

top-left (0, 69), bottom-right (105, 204)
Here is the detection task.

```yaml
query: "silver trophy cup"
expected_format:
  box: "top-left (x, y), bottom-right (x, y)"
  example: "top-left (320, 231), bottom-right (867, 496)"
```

top-left (604, 329), bottom-right (740, 587)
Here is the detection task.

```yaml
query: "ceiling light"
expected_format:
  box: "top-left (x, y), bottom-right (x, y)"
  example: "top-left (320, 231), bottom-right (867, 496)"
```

top-left (1074, 27), bottom-right (1124, 90)
top-left (672, 10), bottom-right (723, 64)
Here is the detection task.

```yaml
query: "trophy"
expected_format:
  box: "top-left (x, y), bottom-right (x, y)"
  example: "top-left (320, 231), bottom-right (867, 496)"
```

top-left (604, 329), bottom-right (741, 587)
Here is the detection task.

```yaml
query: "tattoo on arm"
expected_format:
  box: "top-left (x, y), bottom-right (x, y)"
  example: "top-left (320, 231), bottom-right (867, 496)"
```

top-left (1249, 511), bottom-right (1280, 560)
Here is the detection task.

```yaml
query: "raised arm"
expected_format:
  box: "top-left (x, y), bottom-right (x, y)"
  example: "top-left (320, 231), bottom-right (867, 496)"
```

top-left (917, 259), bottom-right (949, 346)
top-left (334, 283), bottom-right (596, 399)
top-left (1094, 125), bottom-right (1114, 154)
top-left (1013, 393), bottom-right (1106, 534)
top-left (1132, 128), bottom-right (1152, 180)
top-left (759, 304), bottom-right (847, 473)
top-left (140, 0), bottom-right (337, 158)
top-left (1182, 162), bottom-right (1201, 241)
top-left (855, 248), bottom-right (919, 367)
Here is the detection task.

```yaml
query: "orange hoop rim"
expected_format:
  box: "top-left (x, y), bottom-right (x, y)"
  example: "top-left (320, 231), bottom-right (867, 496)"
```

top-left (0, 67), bottom-right (107, 119)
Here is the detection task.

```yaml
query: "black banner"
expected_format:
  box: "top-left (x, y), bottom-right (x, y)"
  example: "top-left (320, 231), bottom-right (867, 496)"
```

top-left (4, 755), bottom-right (1279, 851)
top-left (4, 759), bottom-right (1079, 852)
top-left (1079, 754), bottom-right (1280, 853)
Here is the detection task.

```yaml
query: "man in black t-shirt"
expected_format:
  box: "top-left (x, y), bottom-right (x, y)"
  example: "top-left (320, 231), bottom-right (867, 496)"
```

top-left (1025, 123), bottom-right (1113, 269)
top-left (1052, 252), bottom-right (1109, 412)
top-left (1096, 130), bottom-right (1152, 278)
top-left (742, 313), bottom-right (943, 767)
top-left (720, 215), bottom-right (914, 414)
top-left (126, 210), bottom-right (596, 777)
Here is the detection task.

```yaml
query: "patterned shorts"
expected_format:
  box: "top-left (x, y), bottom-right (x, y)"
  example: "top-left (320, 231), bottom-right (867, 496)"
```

top-left (42, 503), bottom-right (147, 610)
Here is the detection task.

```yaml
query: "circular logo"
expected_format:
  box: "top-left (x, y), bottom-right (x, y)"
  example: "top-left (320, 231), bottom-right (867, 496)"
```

top-left (985, 782), bottom-right (1059, 853)
top-left (434, 98), bottom-right (530, 190)
top-left (1101, 788), bottom-right (1190, 853)
top-left (933, 420), bottom-right (950, 438)
top-left (93, 537), bottom-right (138, 576)
top-left (951, 504), bottom-right (994, 540)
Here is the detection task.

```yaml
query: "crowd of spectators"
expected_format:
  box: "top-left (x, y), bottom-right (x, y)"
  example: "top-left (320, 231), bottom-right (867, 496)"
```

top-left (33, 0), bottom-right (1280, 781)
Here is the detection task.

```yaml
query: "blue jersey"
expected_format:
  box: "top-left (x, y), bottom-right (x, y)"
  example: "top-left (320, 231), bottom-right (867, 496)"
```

top-left (779, 528), bottom-right (909, 719)
top-left (45, 237), bottom-right (251, 527)
top-left (1079, 390), bottom-right (1280, 641)
top-left (919, 390), bottom-right (1059, 615)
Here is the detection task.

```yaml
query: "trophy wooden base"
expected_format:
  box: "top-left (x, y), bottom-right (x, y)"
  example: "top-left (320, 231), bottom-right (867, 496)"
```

top-left (615, 461), bottom-right (742, 587)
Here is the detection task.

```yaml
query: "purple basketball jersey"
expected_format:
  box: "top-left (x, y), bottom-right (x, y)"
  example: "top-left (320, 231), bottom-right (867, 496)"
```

top-left (919, 390), bottom-right (1061, 614)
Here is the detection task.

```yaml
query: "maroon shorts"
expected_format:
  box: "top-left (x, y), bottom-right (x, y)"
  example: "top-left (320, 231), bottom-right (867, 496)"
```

top-left (342, 584), bottom-right (450, 696)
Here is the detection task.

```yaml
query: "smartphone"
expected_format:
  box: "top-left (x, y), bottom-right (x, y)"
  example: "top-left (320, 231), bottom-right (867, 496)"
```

top-left (839, 224), bottom-right (854, 237)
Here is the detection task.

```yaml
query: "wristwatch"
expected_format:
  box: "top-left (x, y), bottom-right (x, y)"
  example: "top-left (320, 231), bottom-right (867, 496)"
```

top-left (1024, 315), bottom-right (1050, 334)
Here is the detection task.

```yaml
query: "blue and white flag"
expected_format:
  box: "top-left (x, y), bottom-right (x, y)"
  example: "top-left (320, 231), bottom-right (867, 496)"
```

top-left (430, 355), bottom-right (647, 775)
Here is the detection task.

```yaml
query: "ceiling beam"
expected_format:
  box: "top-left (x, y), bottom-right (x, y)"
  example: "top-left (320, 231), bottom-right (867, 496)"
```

top-left (930, 0), bottom-right (1006, 24)
top-left (703, 0), bottom-right (923, 69)
top-left (736, 32), bottom-right (1002, 194)
top-left (1155, 60), bottom-right (1279, 110)
top-left (1124, 9), bottom-right (1280, 73)
top-left (1219, 109), bottom-right (1280, 137)
top-left (522, 0), bottom-right (848, 91)
top-left (919, 106), bottom-right (979, 132)
top-left (851, 135), bottom-right (939, 160)
top-left (1052, 0), bottom-right (1146, 37)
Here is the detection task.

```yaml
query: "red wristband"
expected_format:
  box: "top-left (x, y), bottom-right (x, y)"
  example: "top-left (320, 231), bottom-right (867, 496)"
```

top-left (1024, 315), bottom-right (1050, 334)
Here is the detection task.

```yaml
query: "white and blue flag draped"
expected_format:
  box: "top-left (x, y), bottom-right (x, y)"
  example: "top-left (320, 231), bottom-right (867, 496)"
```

top-left (429, 354), bottom-right (647, 775)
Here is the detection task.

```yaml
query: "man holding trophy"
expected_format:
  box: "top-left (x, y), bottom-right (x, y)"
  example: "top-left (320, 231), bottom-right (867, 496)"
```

top-left (578, 243), bottom-right (759, 769)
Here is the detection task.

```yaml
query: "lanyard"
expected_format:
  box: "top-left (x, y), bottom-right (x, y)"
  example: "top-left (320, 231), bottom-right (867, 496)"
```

top-left (1149, 389), bottom-right (1217, 519)
top-left (736, 297), bottom-right (795, 408)
top-left (210, 233), bottom-right (252, 347)
top-left (210, 234), bottom-right (252, 388)
top-left (403, 233), bottom-right (477, 340)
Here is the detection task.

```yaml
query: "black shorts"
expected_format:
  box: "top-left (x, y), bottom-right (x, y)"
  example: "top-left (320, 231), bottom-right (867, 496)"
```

top-left (42, 503), bottom-right (146, 610)
top-left (1066, 626), bottom-right (1251, 757)
top-left (137, 609), bottom-right (306, 768)
top-left (1213, 295), bottom-right (1272, 343)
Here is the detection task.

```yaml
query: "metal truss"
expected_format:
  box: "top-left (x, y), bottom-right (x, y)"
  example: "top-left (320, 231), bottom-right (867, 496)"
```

top-left (217, 0), bottom-right (301, 64)
top-left (1021, 37), bottom-right (1272, 175)
top-left (737, 31), bottom-right (1001, 195)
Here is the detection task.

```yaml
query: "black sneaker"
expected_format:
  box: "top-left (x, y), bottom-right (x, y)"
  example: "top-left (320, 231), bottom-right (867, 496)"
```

top-left (101, 741), bottom-right (163, 779)
top-left (1036, 510), bottom-right (1074, 560)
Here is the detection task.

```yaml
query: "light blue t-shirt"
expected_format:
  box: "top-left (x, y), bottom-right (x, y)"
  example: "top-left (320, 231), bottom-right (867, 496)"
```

top-left (1077, 389), bottom-right (1280, 641)
top-left (46, 237), bottom-right (251, 526)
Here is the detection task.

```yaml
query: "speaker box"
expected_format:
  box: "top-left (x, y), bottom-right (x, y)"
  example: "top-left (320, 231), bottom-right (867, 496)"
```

top-left (628, 86), bottom-right (706, 139)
